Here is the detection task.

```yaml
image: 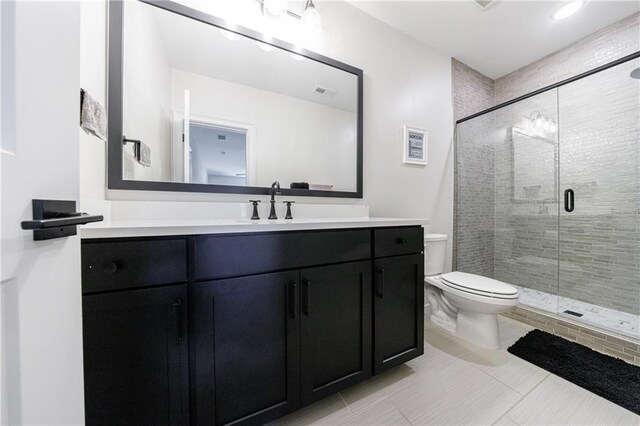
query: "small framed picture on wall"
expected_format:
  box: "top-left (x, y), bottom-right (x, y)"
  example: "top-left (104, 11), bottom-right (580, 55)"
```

top-left (402, 125), bottom-right (428, 165)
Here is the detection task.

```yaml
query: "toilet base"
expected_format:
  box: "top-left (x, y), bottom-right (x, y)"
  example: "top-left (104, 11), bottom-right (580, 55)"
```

top-left (425, 279), bottom-right (508, 350)
top-left (456, 310), bottom-right (500, 349)
top-left (429, 314), bottom-right (456, 333)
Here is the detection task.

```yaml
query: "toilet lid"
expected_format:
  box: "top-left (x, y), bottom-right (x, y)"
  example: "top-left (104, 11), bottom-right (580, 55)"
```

top-left (441, 272), bottom-right (519, 299)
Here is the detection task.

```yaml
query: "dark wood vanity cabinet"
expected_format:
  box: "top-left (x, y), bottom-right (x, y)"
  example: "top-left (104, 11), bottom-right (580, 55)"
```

top-left (373, 254), bottom-right (424, 373)
top-left (81, 226), bottom-right (423, 425)
top-left (299, 261), bottom-right (372, 405)
top-left (372, 227), bottom-right (425, 374)
top-left (82, 285), bottom-right (189, 425)
top-left (192, 270), bottom-right (301, 425)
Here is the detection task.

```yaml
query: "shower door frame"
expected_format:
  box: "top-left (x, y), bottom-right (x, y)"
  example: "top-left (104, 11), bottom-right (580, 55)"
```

top-left (454, 51), bottom-right (640, 341)
top-left (453, 50), bottom-right (640, 272)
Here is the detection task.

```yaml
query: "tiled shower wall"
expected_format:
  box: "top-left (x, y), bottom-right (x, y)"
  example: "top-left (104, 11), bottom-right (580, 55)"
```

top-left (453, 13), bottom-right (640, 316)
top-left (451, 60), bottom-right (495, 277)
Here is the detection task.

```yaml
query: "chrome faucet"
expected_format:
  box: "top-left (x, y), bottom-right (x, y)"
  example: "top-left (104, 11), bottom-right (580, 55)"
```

top-left (268, 181), bottom-right (281, 220)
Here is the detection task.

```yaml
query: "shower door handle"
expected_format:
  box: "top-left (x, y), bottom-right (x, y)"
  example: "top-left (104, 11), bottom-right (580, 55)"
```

top-left (564, 189), bottom-right (574, 212)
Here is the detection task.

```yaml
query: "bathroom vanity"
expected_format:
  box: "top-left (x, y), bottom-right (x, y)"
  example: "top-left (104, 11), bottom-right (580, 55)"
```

top-left (80, 220), bottom-right (425, 425)
top-left (88, 1), bottom-right (425, 422)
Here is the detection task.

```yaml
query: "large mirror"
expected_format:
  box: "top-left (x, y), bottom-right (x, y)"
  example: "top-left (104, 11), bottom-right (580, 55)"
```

top-left (108, 0), bottom-right (363, 197)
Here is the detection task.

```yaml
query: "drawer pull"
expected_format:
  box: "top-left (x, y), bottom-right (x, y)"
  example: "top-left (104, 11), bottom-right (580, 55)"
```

top-left (103, 262), bottom-right (119, 273)
top-left (376, 268), bottom-right (385, 299)
top-left (303, 280), bottom-right (311, 316)
top-left (173, 299), bottom-right (182, 344)
top-left (289, 281), bottom-right (298, 320)
top-left (396, 238), bottom-right (408, 246)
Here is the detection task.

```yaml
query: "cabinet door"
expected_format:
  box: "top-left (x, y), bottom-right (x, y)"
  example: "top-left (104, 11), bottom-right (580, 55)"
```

top-left (300, 261), bottom-right (372, 405)
top-left (82, 285), bottom-right (189, 425)
top-left (373, 254), bottom-right (424, 374)
top-left (193, 271), bottom-right (300, 426)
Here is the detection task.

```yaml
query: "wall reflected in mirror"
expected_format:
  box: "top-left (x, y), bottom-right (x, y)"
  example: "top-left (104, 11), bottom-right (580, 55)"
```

top-left (122, 1), bottom-right (359, 193)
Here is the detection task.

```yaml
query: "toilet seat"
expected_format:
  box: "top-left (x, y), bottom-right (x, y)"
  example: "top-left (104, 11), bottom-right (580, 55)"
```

top-left (441, 272), bottom-right (519, 300)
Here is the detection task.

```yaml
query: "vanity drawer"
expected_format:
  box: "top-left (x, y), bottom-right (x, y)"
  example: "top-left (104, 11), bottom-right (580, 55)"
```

top-left (374, 226), bottom-right (424, 258)
top-left (82, 239), bottom-right (188, 294)
top-left (194, 229), bottom-right (371, 281)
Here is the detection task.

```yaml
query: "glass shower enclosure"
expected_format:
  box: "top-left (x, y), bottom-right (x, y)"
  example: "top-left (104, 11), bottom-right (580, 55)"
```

top-left (455, 55), bottom-right (640, 341)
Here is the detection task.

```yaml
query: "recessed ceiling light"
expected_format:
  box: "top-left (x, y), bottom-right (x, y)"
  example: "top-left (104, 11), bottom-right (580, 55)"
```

top-left (553, 1), bottom-right (585, 20)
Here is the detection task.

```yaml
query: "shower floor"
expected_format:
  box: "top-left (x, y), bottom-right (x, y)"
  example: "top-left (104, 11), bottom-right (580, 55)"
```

top-left (515, 286), bottom-right (639, 341)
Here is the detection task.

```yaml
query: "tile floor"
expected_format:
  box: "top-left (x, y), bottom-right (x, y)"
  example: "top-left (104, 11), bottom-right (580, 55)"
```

top-left (273, 316), bottom-right (639, 425)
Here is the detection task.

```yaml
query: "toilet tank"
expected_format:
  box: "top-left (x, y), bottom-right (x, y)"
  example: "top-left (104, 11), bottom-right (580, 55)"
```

top-left (424, 234), bottom-right (448, 276)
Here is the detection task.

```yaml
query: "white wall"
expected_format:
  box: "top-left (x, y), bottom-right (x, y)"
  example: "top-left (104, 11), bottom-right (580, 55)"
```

top-left (122, 0), bottom-right (172, 182)
top-left (80, 0), bottom-right (454, 266)
top-left (171, 69), bottom-right (357, 191)
top-left (318, 2), bottom-right (454, 266)
top-left (80, 1), bottom-right (108, 213)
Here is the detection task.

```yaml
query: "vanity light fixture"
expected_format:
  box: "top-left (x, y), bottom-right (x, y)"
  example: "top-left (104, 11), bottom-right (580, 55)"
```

top-left (528, 111), bottom-right (557, 134)
top-left (302, 0), bottom-right (322, 34)
top-left (262, 0), bottom-right (287, 18)
top-left (552, 1), bottom-right (585, 20)
top-left (257, 0), bottom-right (322, 33)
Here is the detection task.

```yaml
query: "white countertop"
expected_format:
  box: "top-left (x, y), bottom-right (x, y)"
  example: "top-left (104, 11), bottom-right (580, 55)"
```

top-left (80, 217), bottom-right (429, 239)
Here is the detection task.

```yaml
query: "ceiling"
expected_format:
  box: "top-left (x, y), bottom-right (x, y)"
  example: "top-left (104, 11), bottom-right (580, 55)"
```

top-left (346, 0), bottom-right (640, 79)
top-left (131, 1), bottom-right (358, 112)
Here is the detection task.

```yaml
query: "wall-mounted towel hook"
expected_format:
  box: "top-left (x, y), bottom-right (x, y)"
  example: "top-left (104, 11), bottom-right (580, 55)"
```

top-left (122, 136), bottom-right (142, 160)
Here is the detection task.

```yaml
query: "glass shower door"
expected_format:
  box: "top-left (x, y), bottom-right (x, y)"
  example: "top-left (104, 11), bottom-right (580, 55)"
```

top-left (557, 58), bottom-right (640, 340)
top-left (455, 90), bottom-right (561, 314)
top-left (492, 91), bottom-right (560, 314)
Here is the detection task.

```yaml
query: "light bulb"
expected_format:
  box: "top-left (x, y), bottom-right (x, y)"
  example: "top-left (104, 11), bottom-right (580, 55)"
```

top-left (263, 0), bottom-right (286, 18)
top-left (553, 1), bottom-right (585, 20)
top-left (543, 120), bottom-right (550, 131)
top-left (302, 1), bottom-right (322, 34)
top-left (534, 117), bottom-right (543, 128)
top-left (550, 122), bottom-right (557, 133)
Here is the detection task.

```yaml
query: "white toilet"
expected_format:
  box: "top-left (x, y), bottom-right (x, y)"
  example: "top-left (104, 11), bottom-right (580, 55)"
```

top-left (424, 234), bottom-right (519, 349)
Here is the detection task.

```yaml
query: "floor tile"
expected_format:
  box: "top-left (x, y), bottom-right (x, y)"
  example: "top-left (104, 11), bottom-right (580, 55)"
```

top-left (340, 398), bottom-right (409, 425)
top-left (341, 323), bottom-right (472, 415)
top-left (497, 316), bottom-right (535, 349)
top-left (493, 415), bottom-right (520, 425)
top-left (470, 348), bottom-right (549, 395)
top-left (339, 363), bottom-right (423, 415)
top-left (272, 394), bottom-right (352, 426)
top-left (506, 374), bottom-right (639, 425)
top-left (277, 315), bottom-right (638, 426)
top-left (388, 360), bottom-right (522, 425)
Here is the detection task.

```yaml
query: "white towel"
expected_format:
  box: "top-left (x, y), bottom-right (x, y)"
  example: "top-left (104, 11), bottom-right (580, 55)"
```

top-left (80, 89), bottom-right (106, 141)
top-left (137, 142), bottom-right (151, 167)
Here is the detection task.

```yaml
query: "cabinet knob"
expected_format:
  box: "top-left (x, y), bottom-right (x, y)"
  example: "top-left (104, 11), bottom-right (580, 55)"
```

top-left (103, 262), bottom-right (118, 273)
top-left (397, 238), bottom-right (408, 245)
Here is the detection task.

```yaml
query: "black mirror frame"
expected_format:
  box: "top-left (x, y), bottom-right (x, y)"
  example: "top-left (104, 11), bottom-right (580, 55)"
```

top-left (107, 0), bottom-right (364, 198)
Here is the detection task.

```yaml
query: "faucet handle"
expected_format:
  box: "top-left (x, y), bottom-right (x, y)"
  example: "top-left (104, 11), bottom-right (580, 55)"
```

top-left (249, 200), bottom-right (261, 220)
top-left (283, 201), bottom-right (295, 220)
